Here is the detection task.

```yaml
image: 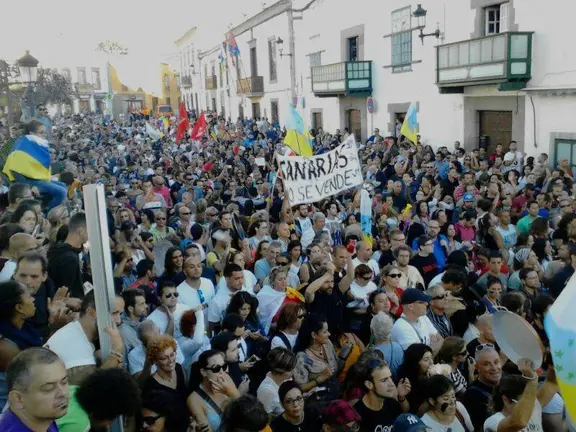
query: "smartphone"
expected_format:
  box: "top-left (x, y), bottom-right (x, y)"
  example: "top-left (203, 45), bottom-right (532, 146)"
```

top-left (247, 354), bottom-right (259, 363)
top-left (201, 302), bottom-right (209, 310)
top-left (32, 225), bottom-right (41, 237)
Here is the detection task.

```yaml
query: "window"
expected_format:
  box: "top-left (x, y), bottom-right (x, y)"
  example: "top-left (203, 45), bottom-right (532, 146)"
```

top-left (163, 74), bottom-right (170, 92)
top-left (312, 112), bottom-right (323, 130)
top-left (391, 7), bottom-right (412, 73)
top-left (268, 39), bottom-right (277, 81)
top-left (309, 51), bottom-right (322, 68)
top-left (211, 61), bottom-right (216, 78)
top-left (62, 68), bottom-right (71, 81)
top-left (77, 67), bottom-right (87, 84)
top-left (555, 139), bottom-right (576, 173)
top-left (348, 37), bottom-right (358, 61)
top-left (485, 3), bottom-right (509, 35)
top-left (271, 100), bottom-right (279, 124)
top-left (219, 60), bottom-right (223, 87)
top-left (91, 68), bottom-right (101, 90)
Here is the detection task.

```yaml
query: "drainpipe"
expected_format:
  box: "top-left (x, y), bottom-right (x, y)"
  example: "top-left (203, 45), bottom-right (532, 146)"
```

top-left (287, 9), bottom-right (297, 102)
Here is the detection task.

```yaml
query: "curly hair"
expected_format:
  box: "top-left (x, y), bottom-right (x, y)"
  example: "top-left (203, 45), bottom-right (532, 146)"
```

top-left (146, 335), bottom-right (177, 363)
top-left (76, 368), bottom-right (140, 422)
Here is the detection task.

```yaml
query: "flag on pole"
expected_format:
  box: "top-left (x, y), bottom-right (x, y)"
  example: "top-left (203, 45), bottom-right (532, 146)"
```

top-left (360, 189), bottom-right (373, 249)
top-left (283, 104), bottom-right (313, 156)
top-left (190, 112), bottom-right (208, 141)
top-left (545, 273), bottom-right (576, 424)
top-left (175, 102), bottom-right (190, 144)
top-left (400, 101), bottom-right (419, 144)
top-left (226, 31), bottom-right (240, 66)
top-left (145, 123), bottom-right (162, 141)
top-left (218, 49), bottom-right (226, 74)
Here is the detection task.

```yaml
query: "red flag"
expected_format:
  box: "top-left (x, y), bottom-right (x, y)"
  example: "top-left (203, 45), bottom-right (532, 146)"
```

top-left (175, 102), bottom-right (190, 144)
top-left (190, 112), bottom-right (207, 141)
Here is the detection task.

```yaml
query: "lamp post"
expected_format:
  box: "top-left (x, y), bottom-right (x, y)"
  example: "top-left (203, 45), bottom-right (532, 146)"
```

top-left (16, 50), bottom-right (39, 120)
top-left (412, 4), bottom-right (441, 44)
top-left (0, 60), bottom-right (13, 137)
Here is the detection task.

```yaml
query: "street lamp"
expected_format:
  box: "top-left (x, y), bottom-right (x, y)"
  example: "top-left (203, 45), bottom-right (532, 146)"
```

top-left (17, 50), bottom-right (39, 120)
top-left (412, 4), bottom-right (440, 44)
top-left (276, 37), bottom-right (292, 58)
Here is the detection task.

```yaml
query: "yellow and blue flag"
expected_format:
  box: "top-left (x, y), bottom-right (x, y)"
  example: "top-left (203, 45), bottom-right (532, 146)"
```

top-left (3, 135), bottom-right (51, 181)
top-left (400, 101), bottom-right (419, 144)
top-left (545, 273), bottom-right (576, 424)
top-left (360, 189), bottom-right (373, 248)
top-left (283, 104), bottom-right (313, 156)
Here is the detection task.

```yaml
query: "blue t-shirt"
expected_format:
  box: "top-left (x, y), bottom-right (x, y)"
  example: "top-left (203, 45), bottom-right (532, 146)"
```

top-left (0, 410), bottom-right (59, 431)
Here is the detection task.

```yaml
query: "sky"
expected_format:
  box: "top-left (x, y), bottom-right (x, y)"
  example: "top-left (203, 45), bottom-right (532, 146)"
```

top-left (0, 0), bottom-right (269, 92)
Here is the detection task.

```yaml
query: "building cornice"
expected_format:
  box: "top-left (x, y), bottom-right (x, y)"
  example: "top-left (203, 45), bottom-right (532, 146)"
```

top-left (174, 27), bottom-right (197, 46)
top-left (228, 0), bottom-right (292, 38)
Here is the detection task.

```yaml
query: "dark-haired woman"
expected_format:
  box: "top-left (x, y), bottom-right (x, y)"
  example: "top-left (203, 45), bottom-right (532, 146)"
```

top-left (0, 281), bottom-right (41, 410)
top-left (158, 247), bottom-right (185, 287)
top-left (420, 375), bottom-right (473, 431)
top-left (270, 381), bottom-right (321, 432)
top-left (397, 343), bottom-right (435, 414)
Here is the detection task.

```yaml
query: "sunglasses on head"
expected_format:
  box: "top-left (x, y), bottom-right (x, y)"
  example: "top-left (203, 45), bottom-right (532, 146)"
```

top-left (205, 363), bottom-right (228, 373)
top-left (164, 292), bottom-right (179, 298)
top-left (476, 343), bottom-right (495, 352)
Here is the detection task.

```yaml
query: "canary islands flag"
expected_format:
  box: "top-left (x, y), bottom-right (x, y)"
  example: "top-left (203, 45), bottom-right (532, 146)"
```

top-left (360, 189), bottom-right (373, 248)
top-left (400, 101), bottom-right (419, 144)
top-left (283, 104), bottom-right (313, 156)
top-left (3, 135), bottom-right (51, 181)
top-left (545, 272), bottom-right (576, 423)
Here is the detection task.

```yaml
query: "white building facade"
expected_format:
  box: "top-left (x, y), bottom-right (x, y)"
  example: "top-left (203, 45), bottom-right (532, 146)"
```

top-left (55, 62), bottom-right (109, 114)
top-left (176, 0), bottom-right (576, 167)
top-left (175, 27), bottom-right (202, 114)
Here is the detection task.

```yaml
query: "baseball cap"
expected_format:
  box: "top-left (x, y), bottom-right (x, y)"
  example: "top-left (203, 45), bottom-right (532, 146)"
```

top-left (463, 192), bottom-right (474, 202)
top-left (322, 400), bottom-right (360, 427)
top-left (392, 413), bottom-right (430, 431)
top-left (401, 288), bottom-right (430, 305)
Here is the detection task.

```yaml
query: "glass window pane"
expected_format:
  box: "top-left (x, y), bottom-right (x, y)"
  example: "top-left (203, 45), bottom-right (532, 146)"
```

top-left (556, 142), bottom-right (572, 164)
top-left (492, 35), bottom-right (506, 61)
top-left (459, 43), bottom-right (470, 66)
top-left (481, 38), bottom-right (493, 62)
top-left (448, 45), bottom-right (459, 67)
top-left (470, 41), bottom-right (481, 63)
top-left (439, 47), bottom-right (448, 68)
top-left (510, 35), bottom-right (528, 58)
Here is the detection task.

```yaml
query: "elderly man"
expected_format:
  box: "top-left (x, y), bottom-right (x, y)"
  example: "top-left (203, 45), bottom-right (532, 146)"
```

top-left (426, 284), bottom-right (454, 339)
top-left (352, 240), bottom-right (380, 277)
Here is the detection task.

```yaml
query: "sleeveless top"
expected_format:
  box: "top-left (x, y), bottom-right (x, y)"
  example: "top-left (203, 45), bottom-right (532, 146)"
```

top-left (196, 385), bottom-right (222, 432)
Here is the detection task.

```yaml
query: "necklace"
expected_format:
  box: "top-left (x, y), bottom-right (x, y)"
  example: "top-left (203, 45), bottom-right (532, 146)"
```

top-left (155, 370), bottom-right (176, 386)
top-left (308, 344), bottom-right (327, 362)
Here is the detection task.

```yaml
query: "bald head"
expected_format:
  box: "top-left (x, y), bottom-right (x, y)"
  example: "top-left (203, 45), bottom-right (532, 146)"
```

top-left (9, 233), bottom-right (37, 257)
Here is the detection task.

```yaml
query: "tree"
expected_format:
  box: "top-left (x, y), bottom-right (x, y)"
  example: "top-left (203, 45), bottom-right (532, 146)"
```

top-left (33, 68), bottom-right (78, 105)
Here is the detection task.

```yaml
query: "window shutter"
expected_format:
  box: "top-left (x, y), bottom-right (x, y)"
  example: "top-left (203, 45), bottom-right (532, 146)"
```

top-left (500, 2), bottom-right (509, 32)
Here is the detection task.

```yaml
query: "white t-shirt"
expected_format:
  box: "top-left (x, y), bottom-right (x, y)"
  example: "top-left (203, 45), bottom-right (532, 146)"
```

top-left (146, 303), bottom-right (190, 339)
top-left (352, 257), bottom-right (380, 277)
top-left (257, 374), bottom-right (284, 418)
top-left (421, 402), bottom-right (473, 431)
top-left (0, 261), bottom-right (16, 282)
top-left (215, 270), bottom-right (257, 294)
top-left (348, 280), bottom-right (378, 309)
top-left (207, 287), bottom-right (238, 324)
top-left (484, 401), bottom-right (543, 432)
top-left (44, 321), bottom-right (96, 369)
top-left (270, 332), bottom-right (298, 351)
top-left (391, 314), bottom-right (439, 350)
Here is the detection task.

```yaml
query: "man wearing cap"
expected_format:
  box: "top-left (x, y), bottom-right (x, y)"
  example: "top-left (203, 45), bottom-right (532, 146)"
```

top-left (391, 288), bottom-right (442, 351)
top-left (321, 400), bottom-right (361, 432)
top-left (392, 413), bottom-right (430, 432)
top-left (353, 359), bottom-right (411, 432)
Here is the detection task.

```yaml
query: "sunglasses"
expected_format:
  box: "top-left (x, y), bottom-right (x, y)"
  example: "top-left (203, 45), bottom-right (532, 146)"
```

top-left (156, 217), bottom-right (166, 221)
top-left (361, 275), bottom-right (373, 281)
top-left (181, 212), bottom-right (191, 215)
top-left (142, 415), bottom-right (161, 425)
top-left (164, 292), bottom-right (179, 298)
top-left (387, 273), bottom-right (402, 279)
top-left (433, 293), bottom-right (447, 300)
top-left (205, 363), bottom-right (228, 373)
top-left (476, 343), bottom-right (495, 352)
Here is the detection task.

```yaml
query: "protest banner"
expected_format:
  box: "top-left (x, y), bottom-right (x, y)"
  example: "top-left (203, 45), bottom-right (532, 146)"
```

top-left (277, 135), bottom-right (363, 205)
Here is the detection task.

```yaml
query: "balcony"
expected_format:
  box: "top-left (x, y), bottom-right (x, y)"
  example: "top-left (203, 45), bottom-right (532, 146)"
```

top-left (75, 83), bottom-right (94, 94)
top-left (311, 61), bottom-right (372, 98)
top-left (236, 76), bottom-right (264, 98)
top-left (181, 75), bottom-right (192, 88)
top-left (436, 31), bottom-right (533, 93)
top-left (205, 75), bottom-right (217, 90)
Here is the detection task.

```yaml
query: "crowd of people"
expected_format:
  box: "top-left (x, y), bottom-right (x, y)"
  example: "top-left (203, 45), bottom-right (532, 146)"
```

top-left (0, 107), bottom-right (572, 432)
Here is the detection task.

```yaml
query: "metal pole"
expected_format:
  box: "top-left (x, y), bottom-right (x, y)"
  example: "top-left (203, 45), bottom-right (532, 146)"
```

top-left (27, 85), bottom-right (35, 120)
top-left (83, 184), bottom-right (123, 432)
top-left (287, 9), bottom-right (297, 101)
top-left (0, 61), bottom-right (13, 137)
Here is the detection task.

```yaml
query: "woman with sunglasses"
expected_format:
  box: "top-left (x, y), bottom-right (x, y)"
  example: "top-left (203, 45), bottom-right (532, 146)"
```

top-left (482, 277), bottom-right (503, 314)
top-left (270, 381), bottom-right (320, 432)
top-left (142, 335), bottom-right (190, 431)
top-left (436, 337), bottom-right (475, 398)
top-left (188, 349), bottom-right (240, 432)
top-left (140, 390), bottom-right (186, 432)
top-left (380, 265), bottom-right (403, 318)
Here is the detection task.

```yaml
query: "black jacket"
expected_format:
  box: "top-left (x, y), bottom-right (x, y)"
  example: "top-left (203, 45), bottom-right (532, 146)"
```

top-left (47, 242), bottom-right (84, 298)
